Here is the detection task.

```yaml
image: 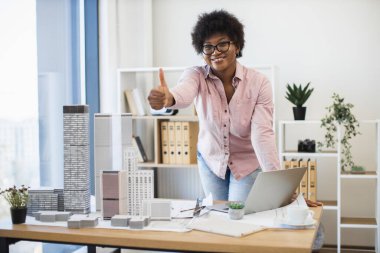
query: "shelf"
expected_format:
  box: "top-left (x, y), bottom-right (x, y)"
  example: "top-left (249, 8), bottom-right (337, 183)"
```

top-left (340, 171), bottom-right (377, 179)
top-left (340, 217), bottom-right (377, 229)
top-left (117, 67), bottom-right (187, 73)
top-left (280, 151), bottom-right (338, 157)
top-left (279, 120), bottom-right (322, 125)
top-left (319, 200), bottom-right (338, 210)
top-left (137, 162), bottom-right (198, 169)
top-left (132, 115), bottom-right (198, 121)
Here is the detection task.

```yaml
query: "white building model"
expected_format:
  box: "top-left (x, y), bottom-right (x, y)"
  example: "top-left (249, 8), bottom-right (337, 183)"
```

top-left (94, 113), bottom-right (154, 216)
top-left (63, 105), bottom-right (90, 214)
top-left (123, 145), bottom-right (154, 216)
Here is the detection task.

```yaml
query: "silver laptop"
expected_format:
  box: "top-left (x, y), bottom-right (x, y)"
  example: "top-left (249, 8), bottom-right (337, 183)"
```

top-left (244, 167), bottom-right (307, 214)
top-left (207, 167), bottom-right (307, 214)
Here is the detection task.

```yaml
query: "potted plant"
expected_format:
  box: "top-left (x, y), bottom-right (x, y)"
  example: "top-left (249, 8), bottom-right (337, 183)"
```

top-left (351, 165), bottom-right (365, 174)
top-left (285, 82), bottom-right (314, 120)
top-left (317, 93), bottom-right (361, 172)
top-left (0, 185), bottom-right (29, 224)
top-left (228, 201), bottom-right (245, 220)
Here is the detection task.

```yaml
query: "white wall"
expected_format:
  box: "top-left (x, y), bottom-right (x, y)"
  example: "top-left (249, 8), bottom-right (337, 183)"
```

top-left (152, 0), bottom-right (380, 121)
top-left (100, 0), bottom-right (380, 247)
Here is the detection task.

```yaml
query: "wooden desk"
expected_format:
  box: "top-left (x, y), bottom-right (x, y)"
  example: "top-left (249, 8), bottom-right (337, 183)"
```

top-left (0, 206), bottom-right (322, 253)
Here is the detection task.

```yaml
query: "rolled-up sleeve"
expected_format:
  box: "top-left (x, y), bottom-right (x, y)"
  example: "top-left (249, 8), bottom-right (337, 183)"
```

top-left (251, 78), bottom-right (281, 171)
top-left (168, 68), bottom-right (200, 109)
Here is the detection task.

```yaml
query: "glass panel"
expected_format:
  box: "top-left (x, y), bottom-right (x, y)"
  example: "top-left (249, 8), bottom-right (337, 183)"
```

top-left (36, 0), bottom-right (82, 188)
top-left (0, 0), bottom-right (39, 217)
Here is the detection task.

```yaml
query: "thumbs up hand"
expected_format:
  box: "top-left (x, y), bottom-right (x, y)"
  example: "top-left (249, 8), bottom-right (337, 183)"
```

top-left (147, 68), bottom-right (174, 109)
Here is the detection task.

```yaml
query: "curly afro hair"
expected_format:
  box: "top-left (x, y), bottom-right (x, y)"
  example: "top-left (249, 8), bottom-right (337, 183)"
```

top-left (191, 9), bottom-right (245, 58)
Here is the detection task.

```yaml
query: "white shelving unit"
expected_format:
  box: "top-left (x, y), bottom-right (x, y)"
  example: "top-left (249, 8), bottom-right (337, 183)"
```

top-left (278, 120), bottom-right (380, 253)
top-left (115, 65), bottom-right (277, 199)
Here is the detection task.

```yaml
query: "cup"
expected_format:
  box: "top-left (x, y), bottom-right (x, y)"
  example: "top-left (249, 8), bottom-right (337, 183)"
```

top-left (286, 206), bottom-right (314, 225)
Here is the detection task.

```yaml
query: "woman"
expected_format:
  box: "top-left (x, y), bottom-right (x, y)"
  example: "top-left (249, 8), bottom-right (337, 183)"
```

top-left (148, 10), bottom-right (321, 207)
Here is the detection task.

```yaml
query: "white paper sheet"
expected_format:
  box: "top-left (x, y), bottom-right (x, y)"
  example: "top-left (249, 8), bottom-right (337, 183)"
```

top-left (205, 193), bottom-right (315, 229)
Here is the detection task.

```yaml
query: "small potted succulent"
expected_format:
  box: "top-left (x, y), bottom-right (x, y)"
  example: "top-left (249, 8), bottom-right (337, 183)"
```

top-left (228, 201), bottom-right (245, 220)
top-left (285, 82), bottom-right (314, 120)
top-left (0, 185), bottom-right (29, 224)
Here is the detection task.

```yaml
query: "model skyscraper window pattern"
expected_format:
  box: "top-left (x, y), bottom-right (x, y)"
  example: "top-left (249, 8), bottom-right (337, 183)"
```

top-left (63, 105), bottom-right (90, 214)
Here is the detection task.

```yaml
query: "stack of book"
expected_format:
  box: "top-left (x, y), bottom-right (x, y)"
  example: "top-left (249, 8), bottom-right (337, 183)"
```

top-left (283, 158), bottom-right (317, 201)
top-left (160, 121), bottom-right (199, 164)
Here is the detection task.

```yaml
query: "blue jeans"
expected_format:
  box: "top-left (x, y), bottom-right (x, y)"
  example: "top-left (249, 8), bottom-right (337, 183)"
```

top-left (197, 152), bottom-right (262, 201)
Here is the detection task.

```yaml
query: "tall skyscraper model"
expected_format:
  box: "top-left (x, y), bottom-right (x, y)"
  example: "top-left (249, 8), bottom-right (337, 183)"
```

top-left (63, 105), bottom-right (90, 214)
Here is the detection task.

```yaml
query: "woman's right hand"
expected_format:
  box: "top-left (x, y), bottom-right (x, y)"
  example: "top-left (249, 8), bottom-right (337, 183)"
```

top-left (147, 68), bottom-right (173, 110)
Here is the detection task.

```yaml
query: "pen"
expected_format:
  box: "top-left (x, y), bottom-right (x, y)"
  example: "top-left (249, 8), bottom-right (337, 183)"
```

top-left (180, 206), bottom-right (205, 212)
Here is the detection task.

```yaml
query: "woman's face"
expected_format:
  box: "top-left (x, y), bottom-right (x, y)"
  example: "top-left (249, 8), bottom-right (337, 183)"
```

top-left (202, 33), bottom-right (239, 75)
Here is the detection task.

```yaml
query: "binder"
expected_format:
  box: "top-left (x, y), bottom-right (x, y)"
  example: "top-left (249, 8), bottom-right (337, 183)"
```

top-left (299, 159), bottom-right (308, 199)
top-left (290, 159), bottom-right (300, 194)
top-left (283, 158), bottom-right (291, 170)
top-left (160, 121), bottom-right (169, 164)
top-left (168, 121), bottom-right (176, 164)
top-left (308, 159), bottom-right (317, 202)
top-left (174, 122), bottom-right (183, 164)
top-left (290, 159), bottom-right (299, 169)
top-left (182, 121), bottom-right (199, 164)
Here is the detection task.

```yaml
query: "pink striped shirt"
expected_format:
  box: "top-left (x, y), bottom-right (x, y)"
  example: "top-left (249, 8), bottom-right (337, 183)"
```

top-left (169, 61), bottom-right (280, 180)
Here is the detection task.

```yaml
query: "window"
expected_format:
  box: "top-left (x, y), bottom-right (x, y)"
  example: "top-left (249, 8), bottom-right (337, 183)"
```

top-left (0, 0), bottom-right (39, 217)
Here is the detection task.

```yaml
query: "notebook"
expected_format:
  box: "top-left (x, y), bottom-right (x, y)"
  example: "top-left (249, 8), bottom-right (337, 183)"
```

top-left (186, 215), bottom-right (265, 237)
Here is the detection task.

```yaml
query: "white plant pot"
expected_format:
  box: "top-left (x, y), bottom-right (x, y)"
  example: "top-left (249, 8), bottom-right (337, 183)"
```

top-left (228, 208), bottom-right (244, 220)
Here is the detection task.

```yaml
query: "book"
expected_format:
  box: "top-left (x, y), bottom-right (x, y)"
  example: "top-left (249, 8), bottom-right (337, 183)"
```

top-left (133, 136), bottom-right (148, 162)
top-left (160, 121), bottom-right (169, 164)
top-left (132, 88), bottom-right (146, 116)
top-left (124, 89), bottom-right (138, 115)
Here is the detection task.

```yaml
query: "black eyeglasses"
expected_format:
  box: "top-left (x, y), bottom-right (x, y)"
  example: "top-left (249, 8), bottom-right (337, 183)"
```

top-left (202, 41), bottom-right (234, 55)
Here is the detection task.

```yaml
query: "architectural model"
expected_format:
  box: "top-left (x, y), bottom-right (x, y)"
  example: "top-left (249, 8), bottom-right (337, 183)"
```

top-left (123, 147), bottom-right (154, 216)
top-left (142, 199), bottom-right (171, 221)
top-left (67, 214), bottom-right (99, 229)
top-left (110, 215), bottom-right (132, 227)
top-left (27, 188), bottom-right (64, 216)
top-left (94, 113), bottom-right (132, 211)
top-left (34, 211), bottom-right (72, 222)
top-left (110, 215), bottom-right (151, 229)
top-left (100, 170), bottom-right (128, 219)
top-left (63, 105), bottom-right (90, 214)
top-left (94, 113), bottom-right (154, 216)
